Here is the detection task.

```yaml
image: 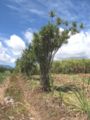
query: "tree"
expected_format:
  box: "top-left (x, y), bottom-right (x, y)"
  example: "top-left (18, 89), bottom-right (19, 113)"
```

top-left (32, 11), bottom-right (83, 91)
top-left (15, 45), bottom-right (36, 76)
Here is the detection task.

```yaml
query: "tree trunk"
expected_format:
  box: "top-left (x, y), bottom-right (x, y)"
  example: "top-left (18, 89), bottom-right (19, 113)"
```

top-left (40, 64), bottom-right (51, 92)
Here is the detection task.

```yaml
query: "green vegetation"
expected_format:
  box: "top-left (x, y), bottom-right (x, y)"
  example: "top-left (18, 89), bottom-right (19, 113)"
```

top-left (15, 45), bottom-right (36, 76)
top-left (62, 87), bottom-right (90, 119)
top-left (16, 11), bottom-right (83, 91)
top-left (0, 71), bottom-right (11, 83)
top-left (52, 59), bottom-right (90, 74)
top-left (16, 59), bottom-right (90, 75)
top-left (32, 11), bottom-right (82, 91)
top-left (0, 65), bottom-right (13, 73)
top-left (0, 65), bottom-right (12, 83)
top-left (0, 8), bottom-right (89, 120)
top-left (12, 11), bottom-right (90, 119)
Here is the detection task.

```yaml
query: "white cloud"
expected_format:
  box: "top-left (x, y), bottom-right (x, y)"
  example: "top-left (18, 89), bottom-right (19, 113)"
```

top-left (1, 30), bottom-right (90, 66)
top-left (7, 0), bottom-right (46, 20)
top-left (6, 34), bottom-right (26, 56)
top-left (0, 42), bottom-right (5, 54)
top-left (29, 9), bottom-right (45, 16)
top-left (0, 42), bottom-right (13, 63)
top-left (0, 53), bottom-right (12, 63)
top-left (24, 31), bottom-right (33, 43)
top-left (0, 34), bottom-right (26, 65)
top-left (55, 31), bottom-right (90, 59)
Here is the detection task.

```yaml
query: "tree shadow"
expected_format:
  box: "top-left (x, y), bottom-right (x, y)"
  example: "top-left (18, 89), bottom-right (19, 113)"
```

top-left (54, 84), bottom-right (80, 92)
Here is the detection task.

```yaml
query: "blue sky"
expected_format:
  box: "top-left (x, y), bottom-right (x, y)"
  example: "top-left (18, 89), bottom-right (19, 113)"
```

top-left (0, 0), bottom-right (90, 66)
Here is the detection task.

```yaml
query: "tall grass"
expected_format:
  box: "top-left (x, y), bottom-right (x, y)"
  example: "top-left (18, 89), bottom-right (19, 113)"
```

top-left (52, 59), bottom-right (90, 74)
top-left (72, 77), bottom-right (90, 119)
top-left (72, 88), bottom-right (90, 119)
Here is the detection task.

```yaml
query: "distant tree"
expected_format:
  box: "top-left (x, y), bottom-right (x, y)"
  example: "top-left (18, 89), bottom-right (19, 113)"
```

top-left (32, 11), bottom-right (83, 91)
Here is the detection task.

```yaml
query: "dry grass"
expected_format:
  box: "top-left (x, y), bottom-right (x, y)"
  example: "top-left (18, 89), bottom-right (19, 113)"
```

top-left (0, 73), bottom-right (90, 120)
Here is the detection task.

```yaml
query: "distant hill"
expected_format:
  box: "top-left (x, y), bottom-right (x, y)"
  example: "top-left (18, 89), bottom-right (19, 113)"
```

top-left (0, 65), bottom-right (13, 72)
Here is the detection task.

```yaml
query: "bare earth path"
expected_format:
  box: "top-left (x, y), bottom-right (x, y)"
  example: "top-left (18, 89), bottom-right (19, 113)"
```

top-left (0, 75), bottom-right (41, 120)
top-left (0, 78), bottom-right (10, 104)
top-left (16, 75), bottom-right (41, 120)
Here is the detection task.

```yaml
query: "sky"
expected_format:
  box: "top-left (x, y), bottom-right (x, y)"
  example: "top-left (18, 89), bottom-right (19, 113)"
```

top-left (0, 0), bottom-right (90, 67)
